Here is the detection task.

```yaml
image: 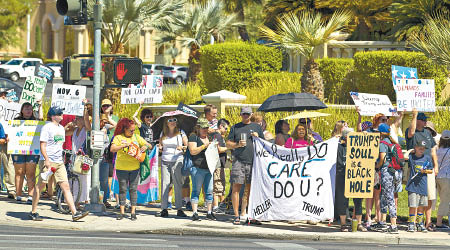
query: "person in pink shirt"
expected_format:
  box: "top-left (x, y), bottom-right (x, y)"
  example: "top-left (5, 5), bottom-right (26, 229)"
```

top-left (284, 123), bottom-right (313, 149)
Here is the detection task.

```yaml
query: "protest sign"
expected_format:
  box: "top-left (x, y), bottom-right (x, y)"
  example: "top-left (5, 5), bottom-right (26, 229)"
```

top-left (34, 62), bottom-right (55, 82)
top-left (205, 140), bottom-right (220, 174)
top-left (350, 92), bottom-right (397, 117)
top-left (7, 120), bottom-right (46, 155)
top-left (20, 76), bottom-right (47, 111)
top-left (0, 99), bottom-right (21, 124)
top-left (121, 75), bottom-right (163, 104)
top-left (394, 79), bottom-right (435, 112)
top-left (51, 84), bottom-right (86, 116)
top-left (344, 132), bottom-right (380, 198)
top-left (5, 89), bottom-right (18, 102)
top-left (248, 137), bottom-right (338, 221)
top-left (177, 102), bottom-right (200, 118)
top-left (392, 65), bottom-right (417, 85)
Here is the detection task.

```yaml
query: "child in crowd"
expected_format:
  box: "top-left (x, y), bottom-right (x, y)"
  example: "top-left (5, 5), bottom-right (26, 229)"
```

top-left (406, 140), bottom-right (434, 232)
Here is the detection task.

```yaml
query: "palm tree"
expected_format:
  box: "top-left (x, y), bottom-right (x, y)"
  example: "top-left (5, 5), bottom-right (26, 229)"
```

top-left (389, 0), bottom-right (450, 41)
top-left (158, 0), bottom-right (240, 81)
top-left (224, 0), bottom-right (263, 41)
top-left (260, 10), bottom-right (351, 100)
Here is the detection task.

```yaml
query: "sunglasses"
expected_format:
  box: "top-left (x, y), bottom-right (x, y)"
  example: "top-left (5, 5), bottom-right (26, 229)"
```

top-left (145, 115), bottom-right (153, 119)
top-left (380, 118), bottom-right (388, 122)
top-left (241, 113), bottom-right (251, 116)
top-left (102, 104), bottom-right (112, 108)
top-left (168, 118), bottom-right (177, 123)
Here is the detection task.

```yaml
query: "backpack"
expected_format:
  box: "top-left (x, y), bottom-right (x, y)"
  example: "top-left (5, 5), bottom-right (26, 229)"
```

top-left (381, 141), bottom-right (405, 170)
top-left (104, 136), bottom-right (116, 164)
top-left (181, 149), bottom-right (194, 176)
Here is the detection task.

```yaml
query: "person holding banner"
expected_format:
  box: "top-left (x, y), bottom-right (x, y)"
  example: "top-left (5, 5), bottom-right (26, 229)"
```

top-left (12, 101), bottom-right (43, 203)
top-left (299, 118), bottom-right (323, 143)
top-left (285, 123), bottom-right (314, 148)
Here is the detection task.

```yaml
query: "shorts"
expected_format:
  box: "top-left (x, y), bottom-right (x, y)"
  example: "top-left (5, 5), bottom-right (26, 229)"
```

top-left (182, 175), bottom-right (190, 189)
top-left (38, 162), bottom-right (68, 184)
top-left (408, 192), bottom-right (428, 207)
top-left (230, 159), bottom-right (252, 185)
top-left (213, 167), bottom-right (226, 196)
top-left (12, 155), bottom-right (40, 164)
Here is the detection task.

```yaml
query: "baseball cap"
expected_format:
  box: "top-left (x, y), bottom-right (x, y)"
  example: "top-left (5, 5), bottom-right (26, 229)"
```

top-left (197, 118), bottom-right (209, 128)
top-left (417, 112), bottom-right (428, 121)
top-left (47, 106), bottom-right (64, 117)
top-left (101, 99), bottom-right (112, 106)
top-left (240, 106), bottom-right (252, 115)
top-left (442, 130), bottom-right (450, 140)
top-left (415, 139), bottom-right (427, 147)
top-left (378, 123), bottom-right (390, 133)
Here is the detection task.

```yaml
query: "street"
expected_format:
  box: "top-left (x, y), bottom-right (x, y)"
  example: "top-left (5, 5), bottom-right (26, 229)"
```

top-left (0, 225), bottom-right (447, 250)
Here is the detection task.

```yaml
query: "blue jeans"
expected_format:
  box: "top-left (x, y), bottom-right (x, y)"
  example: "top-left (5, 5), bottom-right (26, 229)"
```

top-left (99, 159), bottom-right (110, 203)
top-left (190, 167), bottom-right (213, 204)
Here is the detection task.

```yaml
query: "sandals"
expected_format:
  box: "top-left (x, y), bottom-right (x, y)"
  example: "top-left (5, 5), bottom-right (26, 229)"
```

top-left (357, 224), bottom-right (368, 232)
top-left (340, 225), bottom-right (350, 232)
top-left (233, 217), bottom-right (240, 225)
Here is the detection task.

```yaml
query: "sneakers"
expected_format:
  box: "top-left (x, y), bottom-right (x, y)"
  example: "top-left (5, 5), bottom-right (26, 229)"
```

top-left (372, 222), bottom-right (388, 231)
top-left (407, 223), bottom-right (416, 232)
top-left (130, 213), bottom-right (137, 221)
top-left (387, 225), bottom-right (399, 234)
top-left (177, 210), bottom-right (187, 217)
top-left (29, 212), bottom-right (43, 221)
top-left (72, 211), bottom-right (89, 222)
top-left (417, 223), bottom-right (428, 233)
top-left (116, 213), bottom-right (124, 220)
top-left (192, 212), bottom-right (200, 221)
top-left (213, 206), bottom-right (225, 214)
top-left (206, 212), bottom-right (217, 221)
top-left (185, 201), bottom-right (192, 211)
top-left (156, 209), bottom-right (169, 217)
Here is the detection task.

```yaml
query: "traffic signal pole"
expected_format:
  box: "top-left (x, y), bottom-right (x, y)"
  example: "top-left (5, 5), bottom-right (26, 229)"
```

top-left (85, 0), bottom-right (105, 213)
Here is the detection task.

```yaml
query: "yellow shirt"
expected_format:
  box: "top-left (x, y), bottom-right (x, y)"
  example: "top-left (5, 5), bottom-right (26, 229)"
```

top-left (113, 134), bottom-right (147, 171)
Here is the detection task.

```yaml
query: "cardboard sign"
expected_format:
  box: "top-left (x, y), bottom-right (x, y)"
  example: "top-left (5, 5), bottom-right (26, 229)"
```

top-left (20, 76), bottom-right (47, 111)
top-left (345, 132), bottom-right (380, 198)
top-left (51, 84), bottom-right (86, 116)
top-left (394, 79), bottom-right (435, 112)
top-left (248, 137), bottom-right (338, 221)
top-left (0, 99), bottom-right (21, 124)
top-left (176, 102), bottom-right (199, 118)
top-left (34, 62), bottom-right (55, 82)
top-left (350, 92), bottom-right (397, 117)
top-left (7, 120), bottom-right (47, 155)
top-left (391, 65), bottom-right (417, 85)
top-left (121, 75), bottom-right (163, 104)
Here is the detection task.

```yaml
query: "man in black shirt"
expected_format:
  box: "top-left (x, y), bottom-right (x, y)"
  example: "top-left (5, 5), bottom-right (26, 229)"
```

top-left (226, 107), bottom-right (263, 224)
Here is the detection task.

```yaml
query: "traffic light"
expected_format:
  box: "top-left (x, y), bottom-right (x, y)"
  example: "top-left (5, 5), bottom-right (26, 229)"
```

top-left (62, 57), bottom-right (81, 84)
top-left (113, 58), bottom-right (143, 85)
top-left (56, 0), bottom-right (88, 25)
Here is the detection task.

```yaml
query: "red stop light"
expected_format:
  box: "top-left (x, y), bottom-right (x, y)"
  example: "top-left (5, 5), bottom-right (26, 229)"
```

top-left (113, 58), bottom-right (142, 85)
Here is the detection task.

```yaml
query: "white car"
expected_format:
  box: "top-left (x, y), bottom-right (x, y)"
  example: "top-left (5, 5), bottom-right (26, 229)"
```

top-left (142, 64), bottom-right (165, 75)
top-left (0, 58), bottom-right (43, 81)
top-left (45, 63), bottom-right (63, 78)
top-left (162, 66), bottom-right (188, 84)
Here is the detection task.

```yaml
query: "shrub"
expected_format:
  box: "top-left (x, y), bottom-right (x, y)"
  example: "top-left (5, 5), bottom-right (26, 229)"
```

top-left (44, 59), bottom-right (63, 64)
top-left (26, 51), bottom-right (45, 61)
top-left (200, 42), bottom-right (282, 93)
top-left (161, 82), bottom-right (204, 105)
top-left (239, 72), bottom-right (302, 104)
top-left (317, 58), bottom-right (354, 104)
top-left (352, 51), bottom-right (448, 102)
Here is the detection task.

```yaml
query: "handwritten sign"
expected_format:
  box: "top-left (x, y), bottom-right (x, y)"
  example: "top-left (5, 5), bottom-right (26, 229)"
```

top-left (20, 76), bottom-right (47, 111)
top-left (350, 92), bottom-right (397, 117)
top-left (345, 132), bottom-right (380, 198)
top-left (6, 89), bottom-right (18, 102)
top-left (394, 79), bottom-right (435, 112)
top-left (51, 84), bottom-right (86, 116)
top-left (121, 75), bottom-right (163, 104)
top-left (0, 99), bottom-right (21, 124)
top-left (7, 120), bottom-right (47, 155)
top-left (248, 137), bottom-right (338, 221)
top-left (34, 63), bottom-right (55, 82)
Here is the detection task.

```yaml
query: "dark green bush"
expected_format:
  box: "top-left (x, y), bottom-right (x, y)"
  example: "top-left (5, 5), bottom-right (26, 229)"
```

top-left (352, 51), bottom-right (448, 102)
top-left (200, 42), bottom-right (282, 92)
top-left (26, 51), bottom-right (45, 61)
top-left (317, 58), bottom-right (354, 104)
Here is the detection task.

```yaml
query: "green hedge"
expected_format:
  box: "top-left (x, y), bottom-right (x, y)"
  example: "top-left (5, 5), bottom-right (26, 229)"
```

top-left (317, 58), bottom-right (354, 104)
top-left (352, 51), bottom-right (448, 102)
top-left (200, 42), bottom-right (282, 92)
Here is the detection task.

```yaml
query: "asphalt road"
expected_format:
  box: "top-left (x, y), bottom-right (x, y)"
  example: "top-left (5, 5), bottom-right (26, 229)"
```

top-left (0, 225), bottom-right (447, 250)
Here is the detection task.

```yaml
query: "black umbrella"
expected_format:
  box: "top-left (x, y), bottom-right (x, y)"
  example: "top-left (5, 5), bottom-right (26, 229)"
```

top-left (151, 110), bottom-right (198, 141)
top-left (257, 93), bottom-right (327, 112)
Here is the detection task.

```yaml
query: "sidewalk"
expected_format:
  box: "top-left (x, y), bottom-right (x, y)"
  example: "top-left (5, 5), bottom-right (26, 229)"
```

top-left (0, 193), bottom-right (449, 246)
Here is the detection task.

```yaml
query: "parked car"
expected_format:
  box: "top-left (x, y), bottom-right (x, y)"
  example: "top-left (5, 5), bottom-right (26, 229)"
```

top-left (0, 60), bottom-right (8, 65)
top-left (0, 58), bottom-right (43, 81)
top-left (0, 77), bottom-right (22, 100)
top-left (162, 66), bottom-right (188, 84)
top-left (142, 64), bottom-right (165, 76)
top-left (86, 63), bottom-right (105, 80)
top-left (45, 63), bottom-right (63, 78)
top-left (80, 59), bottom-right (94, 77)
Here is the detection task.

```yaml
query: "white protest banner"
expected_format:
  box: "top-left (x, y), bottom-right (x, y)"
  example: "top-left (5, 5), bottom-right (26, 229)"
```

top-left (350, 92), bottom-right (397, 117)
top-left (121, 75), bottom-right (163, 104)
top-left (394, 79), bottom-right (435, 112)
top-left (51, 84), bottom-right (86, 116)
top-left (7, 120), bottom-right (46, 155)
top-left (205, 140), bottom-right (220, 175)
top-left (20, 76), bottom-right (47, 111)
top-left (0, 99), bottom-right (21, 126)
top-left (249, 137), bottom-right (338, 221)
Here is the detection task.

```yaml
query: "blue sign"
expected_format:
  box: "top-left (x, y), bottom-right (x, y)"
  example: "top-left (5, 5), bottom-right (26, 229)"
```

top-left (391, 65), bottom-right (418, 85)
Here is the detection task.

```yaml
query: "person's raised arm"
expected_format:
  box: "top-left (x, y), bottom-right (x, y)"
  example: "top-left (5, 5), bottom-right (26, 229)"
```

top-left (394, 111), bottom-right (403, 128)
top-left (408, 109), bottom-right (418, 139)
top-left (35, 100), bottom-right (43, 120)
top-left (83, 99), bottom-right (92, 132)
top-left (133, 101), bottom-right (143, 128)
top-left (356, 106), bottom-right (362, 132)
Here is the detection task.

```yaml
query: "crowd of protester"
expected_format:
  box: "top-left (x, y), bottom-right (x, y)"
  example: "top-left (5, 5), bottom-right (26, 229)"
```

top-left (0, 96), bottom-right (448, 233)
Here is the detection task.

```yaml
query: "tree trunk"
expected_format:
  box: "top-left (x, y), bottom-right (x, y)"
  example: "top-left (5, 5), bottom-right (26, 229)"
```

top-left (237, 3), bottom-right (250, 41)
top-left (301, 59), bottom-right (324, 100)
top-left (104, 42), bottom-right (125, 101)
top-left (188, 44), bottom-right (201, 82)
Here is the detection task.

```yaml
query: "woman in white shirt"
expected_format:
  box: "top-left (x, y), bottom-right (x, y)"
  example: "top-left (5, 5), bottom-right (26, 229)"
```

top-left (155, 116), bottom-right (188, 218)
